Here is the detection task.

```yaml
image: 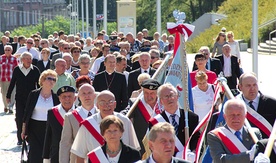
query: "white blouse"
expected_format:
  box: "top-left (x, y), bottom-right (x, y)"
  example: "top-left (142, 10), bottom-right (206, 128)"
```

top-left (192, 84), bottom-right (214, 122)
top-left (31, 94), bottom-right (54, 121)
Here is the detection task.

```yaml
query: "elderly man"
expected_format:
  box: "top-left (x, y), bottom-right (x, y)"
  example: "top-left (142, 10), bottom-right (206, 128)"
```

top-left (215, 44), bottom-right (241, 89)
top-left (71, 90), bottom-right (139, 163)
top-left (163, 35), bottom-right (174, 52)
top-left (6, 52), bottom-right (40, 145)
top-left (149, 83), bottom-right (199, 152)
top-left (149, 49), bottom-right (160, 65)
top-left (40, 39), bottom-right (57, 53)
top-left (207, 99), bottom-right (262, 163)
top-left (15, 38), bottom-right (41, 64)
top-left (0, 45), bottom-right (18, 113)
top-left (50, 41), bottom-right (71, 69)
top-left (141, 122), bottom-right (190, 163)
top-left (62, 53), bottom-right (77, 73)
top-left (93, 54), bottom-right (128, 112)
top-left (126, 32), bottom-right (141, 53)
top-left (238, 72), bottom-right (276, 138)
top-left (128, 52), bottom-right (156, 97)
top-left (43, 86), bottom-right (76, 163)
top-left (123, 78), bottom-right (161, 155)
top-left (59, 84), bottom-right (97, 163)
top-left (192, 46), bottom-right (222, 76)
top-left (52, 59), bottom-right (75, 93)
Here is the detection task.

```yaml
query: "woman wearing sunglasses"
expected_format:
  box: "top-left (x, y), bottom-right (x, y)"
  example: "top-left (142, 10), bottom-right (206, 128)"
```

top-left (21, 69), bottom-right (60, 163)
top-left (211, 31), bottom-right (228, 58)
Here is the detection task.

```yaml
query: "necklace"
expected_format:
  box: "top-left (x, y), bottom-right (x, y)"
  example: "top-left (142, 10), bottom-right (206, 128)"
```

top-left (104, 71), bottom-right (116, 90)
top-left (72, 60), bottom-right (78, 65)
top-left (106, 143), bottom-right (122, 155)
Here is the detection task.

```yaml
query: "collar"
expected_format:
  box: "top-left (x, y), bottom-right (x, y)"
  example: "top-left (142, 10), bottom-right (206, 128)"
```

top-left (105, 70), bottom-right (115, 75)
top-left (242, 92), bottom-right (260, 104)
top-left (149, 154), bottom-right (173, 163)
top-left (81, 106), bottom-right (96, 116)
top-left (141, 67), bottom-right (150, 73)
top-left (223, 53), bottom-right (231, 58)
top-left (164, 109), bottom-right (180, 118)
top-left (228, 125), bottom-right (244, 135)
top-left (19, 64), bottom-right (34, 70)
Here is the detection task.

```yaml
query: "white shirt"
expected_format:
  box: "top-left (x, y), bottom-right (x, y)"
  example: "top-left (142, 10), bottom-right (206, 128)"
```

top-left (90, 56), bottom-right (105, 74)
top-left (228, 41), bottom-right (241, 59)
top-left (165, 109), bottom-right (180, 125)
top-left (16, 46), bottom-right (41, 60)
top-left (223, 54), bottom-right (232, 77)
top-left (192, 84), bottom-right (214, 121)
top-left (31, 94), bottom-right (54, 121)
top-left (83, 45), bottom-right (94, 51)
top-left (81, 106), bottom-right (97, 117)
top-left (148, 154), bottom-right (174, 163)
top-left (228, 126), bottom-right (244, 141)
top-left (140, 67), bottom-right (150, 74)
top-left (242, 93), bottom-right (260, 111)
top-left (19, 64), bottom-right (33, 76)
top-left (123, 71), bottom-right (129, 85)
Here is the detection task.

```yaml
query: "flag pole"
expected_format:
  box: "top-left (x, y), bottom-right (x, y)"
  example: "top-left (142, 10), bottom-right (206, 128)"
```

top-left (264, 119), bottom-right (276, 157)
top-left (217, 75), bottom-right (259, 143)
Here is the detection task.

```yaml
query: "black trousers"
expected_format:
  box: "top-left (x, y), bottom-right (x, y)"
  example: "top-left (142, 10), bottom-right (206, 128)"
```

top-left (15, 99), bottom-right (26, 143)
top-left (225, 76), bottom-right (237, 90)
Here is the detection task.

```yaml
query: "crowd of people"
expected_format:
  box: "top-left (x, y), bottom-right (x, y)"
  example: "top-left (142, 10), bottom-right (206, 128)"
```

top-left (0, 27), bottom-right (275, 163)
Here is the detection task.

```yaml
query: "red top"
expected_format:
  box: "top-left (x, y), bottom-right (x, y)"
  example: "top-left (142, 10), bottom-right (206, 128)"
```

top-left (0, 55), bottom-right (18, 82)
top-left (190, 70), bottom-right (217, 87)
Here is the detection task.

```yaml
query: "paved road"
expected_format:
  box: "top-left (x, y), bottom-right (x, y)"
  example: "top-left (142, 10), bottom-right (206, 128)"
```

top-left (0, 51), bottom-right (275, 162)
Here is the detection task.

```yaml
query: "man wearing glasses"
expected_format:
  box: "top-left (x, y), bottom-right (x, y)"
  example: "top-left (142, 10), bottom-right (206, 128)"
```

top-left (0, 45), bottom-right (18, 113)
top-left (149, 83), bottom-right (199, 158)
top-left (71, 90), bottom-right (139, 163)
top-left (50, 41), bottom-right (71, 69)
top-left (15, 38), bottom-right (40, 65)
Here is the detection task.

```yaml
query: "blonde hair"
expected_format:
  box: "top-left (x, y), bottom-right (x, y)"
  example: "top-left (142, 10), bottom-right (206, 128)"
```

top-left (195, 71), bottom-right (208, 82)
top-left (39, 69), bottom-right (57, 86)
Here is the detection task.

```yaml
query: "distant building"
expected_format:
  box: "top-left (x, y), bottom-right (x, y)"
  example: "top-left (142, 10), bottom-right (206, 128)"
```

top-left (0, 0), bottom-right (67, 32)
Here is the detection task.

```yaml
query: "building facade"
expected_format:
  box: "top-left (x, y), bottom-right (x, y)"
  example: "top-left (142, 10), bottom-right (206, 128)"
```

top-left (0, 0), bottom-right (67, 32)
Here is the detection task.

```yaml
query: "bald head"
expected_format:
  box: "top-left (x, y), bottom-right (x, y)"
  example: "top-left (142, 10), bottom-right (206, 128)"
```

top-left (78, 84), bottom-right (96, 110)
top-left (239, 72), bottom-right (259, 101)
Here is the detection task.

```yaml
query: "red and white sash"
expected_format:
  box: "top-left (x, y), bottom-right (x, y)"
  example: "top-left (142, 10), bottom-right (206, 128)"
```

top-left (137, 99), bottom-right (160, 122)
top-left (212, 127), bottom-right (248, 154)
top-left (245, 105), bottom-right (272, 137)
top-left (87, 146), bottom-right (109, 163)
top-left (72, 110), bottom-right (84, 124)
top-left (149, 114), bottom-right (184, 152)
top-left (52, 107), bottom-right (64, 126)
top-left (81, 118), bottom-right (105, 146)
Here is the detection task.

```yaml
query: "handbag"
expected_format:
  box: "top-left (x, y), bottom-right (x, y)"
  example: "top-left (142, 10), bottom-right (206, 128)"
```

top-left (21, 139), bottom-right (28, 163)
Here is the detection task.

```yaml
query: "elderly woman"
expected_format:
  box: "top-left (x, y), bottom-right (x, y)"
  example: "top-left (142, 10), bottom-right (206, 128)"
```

top-left (89, 47), bottom-right (101, 69)
top-left (37, 48), bottom-right (50, 72)
top-left (87, 115), bottom-right (141, 163)
top-left (71, 54), bottom-right (95, 81)
top-left (192, 71), bottom-right (215, 122)
top-left (21, 69), bottom-right (60, 163)
top-left (70, 46), bottom-right (82, 68)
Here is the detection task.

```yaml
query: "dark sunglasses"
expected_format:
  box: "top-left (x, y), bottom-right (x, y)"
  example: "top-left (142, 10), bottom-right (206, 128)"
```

top-left (151, 56), bottom-right (157, 59)
top-left (64, 47), bottom-right (70, 50)
top-left (46, 77), bottom-right (57, 82)
top-left (27, 42), bottom-right (33, 44)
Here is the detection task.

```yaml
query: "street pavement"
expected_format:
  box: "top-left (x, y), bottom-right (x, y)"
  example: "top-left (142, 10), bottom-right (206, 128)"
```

top-left (0, 51), bottom-right (275, 162)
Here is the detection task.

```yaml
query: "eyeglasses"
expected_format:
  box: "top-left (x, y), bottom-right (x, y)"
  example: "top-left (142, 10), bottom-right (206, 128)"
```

top-left (81, 62), bottom-right (90, 65)
top-left (98, 100), bottom-right (115, 106)
top-left (41, 42), bottom-right (45, 45)
top-left (202, 53), bottom-right (209, 56)
top-left (45, 77), bottom-right (57, 82)
top-left (220, 35), bottom-right (226, 37)
top-left (161, 93), bottom-right (178, 100)
top-left (73, 51), bottom-right (80, 53)
top-left (64, 47), bottom-right (70, 50)
top-left (27, 42), bottom-right (33, 44)
top-left (151, 56), bottom-right (158, 59)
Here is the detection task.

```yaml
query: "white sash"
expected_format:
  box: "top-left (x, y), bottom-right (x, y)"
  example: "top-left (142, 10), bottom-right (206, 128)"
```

top-left (152, 114), bottom-right (184, 152)
top-left (87, 146), bottom-right (109, 163)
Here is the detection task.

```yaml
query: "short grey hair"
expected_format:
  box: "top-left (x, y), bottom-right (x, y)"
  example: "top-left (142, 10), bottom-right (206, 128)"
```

top-left (20, 52), bottom-right (33, 61)
top-left (149, 49), bottom-right (160, 58)
top-left (55, 58), bottom-right (66, 66)
top-left (4, 45), bottom-right (13, 50)
top-left (62, 53), bottom-right (73, 60)
top-left (223, 99), bottom-right (247, 115)
top-left (78, 54), bottom-right (91, 63)
top-left (157, 83), bottom-right (177, 98)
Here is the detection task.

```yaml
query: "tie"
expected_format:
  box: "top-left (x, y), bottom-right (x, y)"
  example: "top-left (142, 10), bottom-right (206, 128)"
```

top-left (249, 101), bottom-right (255, 110)
top-left (87, 112), bottom-right (92, 117)
top-left (170, 114), bottom-right (179, 135)
top-left (234, 131), bottom-right (242, 142)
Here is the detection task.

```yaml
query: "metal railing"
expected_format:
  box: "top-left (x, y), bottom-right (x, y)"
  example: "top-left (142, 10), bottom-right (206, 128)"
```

top-left (269, 30), bottom-right (276, 55)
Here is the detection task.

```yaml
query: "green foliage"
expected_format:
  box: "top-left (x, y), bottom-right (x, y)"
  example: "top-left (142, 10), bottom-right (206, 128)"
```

top-left (187, 0), bottom-right (276, 53)
top-left (107, 22), bottom-right (117, 34)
